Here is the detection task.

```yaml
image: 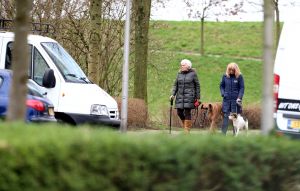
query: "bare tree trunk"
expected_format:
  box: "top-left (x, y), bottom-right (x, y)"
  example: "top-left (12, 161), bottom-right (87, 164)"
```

top-left (88, 0), bottom-right (102, 84)
top-left (200, 17), bottom-right (204, 55)
top-left (274, 0), bottom-right (281, 48)
top-left (52, 0), bottom-right (65, 39)
top-left (133, 0), bottom-right (151, 103)
top-left (261, 0), bottom-right (274, 135)
top-left (7, 0), bottom-right (32, 122)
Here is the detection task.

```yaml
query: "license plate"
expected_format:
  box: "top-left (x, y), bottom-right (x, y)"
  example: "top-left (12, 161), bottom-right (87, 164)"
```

top-left (48, 107), bottom-right (54, 116)
top-left (288, 120), bottom-right (300, 129)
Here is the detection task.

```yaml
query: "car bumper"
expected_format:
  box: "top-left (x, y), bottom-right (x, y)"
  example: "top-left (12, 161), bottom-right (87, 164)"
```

top-left (274, 118), bottom-right (300, 139)
top-left (30, 116), bottom-right (57, 123)
top-left (275, 129), bottom-right (300, 139)
top-left (67, 113), bottom-right (120, 127)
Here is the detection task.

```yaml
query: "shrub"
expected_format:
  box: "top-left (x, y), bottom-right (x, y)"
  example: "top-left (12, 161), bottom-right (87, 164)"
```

top-left (0, 124), bottom-right (299, 191)
top-left (242, 104), bottom-right (261, 129)
top-left (116, 98), bottom-right (148, 128)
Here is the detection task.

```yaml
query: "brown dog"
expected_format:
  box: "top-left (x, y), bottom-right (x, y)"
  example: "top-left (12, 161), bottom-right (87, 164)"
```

top-left (200, 102), bottom-right (223, 132)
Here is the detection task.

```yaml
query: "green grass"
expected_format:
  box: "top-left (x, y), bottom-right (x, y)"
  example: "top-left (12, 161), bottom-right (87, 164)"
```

top-left (149, 21), bottom-right (263, 58)
top-left (147, 21), bottom-right (265, 121)
top-left (147, 52), bottom-right (262, 121)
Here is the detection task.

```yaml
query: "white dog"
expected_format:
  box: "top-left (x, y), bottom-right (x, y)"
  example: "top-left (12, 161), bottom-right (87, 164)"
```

top-left (228, 113), bottom-right (248, 136)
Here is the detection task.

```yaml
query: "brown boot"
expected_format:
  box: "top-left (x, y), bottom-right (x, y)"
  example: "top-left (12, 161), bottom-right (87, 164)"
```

top-left (181, 120), bottom-right (185, 128)
top-left (184, 120), bottom-right (192, 134)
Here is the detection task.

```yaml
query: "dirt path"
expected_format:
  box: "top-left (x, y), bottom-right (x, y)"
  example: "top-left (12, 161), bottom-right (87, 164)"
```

top-left (152, 50), bottom-right (262, 62)
top-left (128, 129), bottom-right (261, 136)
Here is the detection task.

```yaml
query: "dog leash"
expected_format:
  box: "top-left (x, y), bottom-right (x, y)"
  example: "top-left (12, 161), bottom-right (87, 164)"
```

top-left (192, 106), bottom-right (210, 128)
top-left (192, 100), bottom-right (201, 128)
top-left (192, 107), bottom-right (199, 127)
top-left (200, 108), bottom-right (208, 128)
top-left (236, 100), bottom-right (243, 114)
top-left (233, 100), bottom-right (243, 136)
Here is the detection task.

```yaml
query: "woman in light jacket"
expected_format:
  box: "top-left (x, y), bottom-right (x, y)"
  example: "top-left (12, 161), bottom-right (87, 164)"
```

top-left (170, 59), bottom-right (200, 133)
top-left (220, 62), bottom-right (245, 135)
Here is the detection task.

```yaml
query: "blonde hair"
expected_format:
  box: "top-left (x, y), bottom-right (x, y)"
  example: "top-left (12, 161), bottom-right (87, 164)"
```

top-left (225, 62), bottom-right (241, 78)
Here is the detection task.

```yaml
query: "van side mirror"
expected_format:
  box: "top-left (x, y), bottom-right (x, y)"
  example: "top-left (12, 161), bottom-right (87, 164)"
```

top-left (42, 68), bottom-right (56, 88)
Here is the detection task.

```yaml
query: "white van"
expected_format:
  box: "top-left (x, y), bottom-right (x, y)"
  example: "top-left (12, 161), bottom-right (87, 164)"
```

top-left (273, 19), bottom-right (300, 137)
top-left (0, 22), bottom-right (120, 126)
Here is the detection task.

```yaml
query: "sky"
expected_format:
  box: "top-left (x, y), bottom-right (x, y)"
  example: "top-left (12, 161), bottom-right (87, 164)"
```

top-left (150, 0), bottom-right (300, 22)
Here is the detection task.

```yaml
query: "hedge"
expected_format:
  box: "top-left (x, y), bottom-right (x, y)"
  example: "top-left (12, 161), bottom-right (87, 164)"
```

top-left (0, 123), bottom-right (299, 191)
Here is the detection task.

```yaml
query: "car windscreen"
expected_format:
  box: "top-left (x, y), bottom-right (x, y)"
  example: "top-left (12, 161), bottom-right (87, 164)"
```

top-left (41, 42), bottom-right (90, 84)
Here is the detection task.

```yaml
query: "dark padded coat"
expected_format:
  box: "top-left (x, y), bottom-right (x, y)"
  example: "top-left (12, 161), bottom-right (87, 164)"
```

top-left (220, 74), bottom-right (244, 113)
top-left (172, 69), bottom-right (200, 109)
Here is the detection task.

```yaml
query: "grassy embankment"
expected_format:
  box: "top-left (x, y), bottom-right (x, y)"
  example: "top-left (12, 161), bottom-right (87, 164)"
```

top-left (147, 21), bottom-right (264, 122)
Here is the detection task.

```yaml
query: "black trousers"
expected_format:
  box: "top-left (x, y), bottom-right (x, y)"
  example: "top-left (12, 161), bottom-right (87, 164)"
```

top-left (177, 108), bottom-right (192, 120)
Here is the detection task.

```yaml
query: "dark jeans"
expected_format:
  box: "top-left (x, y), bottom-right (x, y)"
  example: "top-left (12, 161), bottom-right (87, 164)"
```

top-left (221, 113), bottom-right (229, 134)
top-left (177, 108), bottom-right (192, 121)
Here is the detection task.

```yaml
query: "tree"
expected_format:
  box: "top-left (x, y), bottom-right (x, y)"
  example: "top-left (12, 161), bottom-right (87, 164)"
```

top-left (273, 0), bottom-right (280, 47)
top-left (7, 0), bottom-right (32, 122)
top-left (1, 0), bottom-right (167, 97)
top-left (133, 0), bottom-right (152, 103)
top-left (247, 0), bottom-right (280, 46)
top-left (29, 0), bottom-right (129, 95)
top-left (88, 0), bottom-right (102, 84)
top-left (261, 0), bottom-right (274, 135)
top-left (0, 0), bottom-right (15, 19)
top-left (272, 0), bottom-right (297, 47)
top-left (246, 0), bottom-right (299, 48)
top-left (184, 0), bottom-right (243, 55)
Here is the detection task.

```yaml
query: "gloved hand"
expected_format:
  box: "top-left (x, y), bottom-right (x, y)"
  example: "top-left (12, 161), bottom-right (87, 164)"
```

top-left (169, 95), bottom-right (174, 101)
top-left (236, 98), bottom-right (242, 106)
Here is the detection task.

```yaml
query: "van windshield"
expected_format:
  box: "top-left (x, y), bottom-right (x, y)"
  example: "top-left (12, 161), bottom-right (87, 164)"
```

top-left (41, 42), bottom-right (91, 84)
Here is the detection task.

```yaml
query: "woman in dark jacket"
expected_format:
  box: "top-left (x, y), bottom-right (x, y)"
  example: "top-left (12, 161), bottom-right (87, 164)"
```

top-left (220, 62), bottom-right (245, 135)
top-left (170, 59), bottom-right (200, 133)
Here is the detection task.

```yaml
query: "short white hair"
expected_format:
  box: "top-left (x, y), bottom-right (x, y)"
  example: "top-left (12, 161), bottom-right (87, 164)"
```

top-left (181, 59), bottom-right (192, 69)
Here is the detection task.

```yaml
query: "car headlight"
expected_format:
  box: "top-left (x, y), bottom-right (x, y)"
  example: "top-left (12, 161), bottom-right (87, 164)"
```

top-left (90, 104), bottom-right (109, 116)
